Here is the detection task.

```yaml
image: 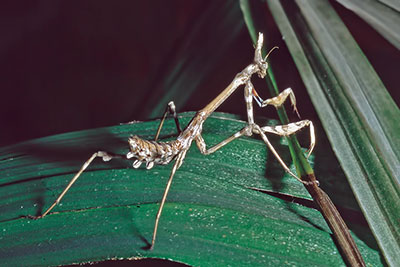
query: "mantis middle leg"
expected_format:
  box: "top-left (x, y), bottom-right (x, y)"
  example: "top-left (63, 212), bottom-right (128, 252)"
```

top-left (154, 101), bottom-right (182, 141)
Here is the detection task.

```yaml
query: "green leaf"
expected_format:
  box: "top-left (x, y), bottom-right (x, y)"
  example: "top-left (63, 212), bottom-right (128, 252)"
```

top-left (336, 0), bottom-right (400, 50)
top-left (242, 2), bottom-right (368, 265)
top-left (266, 0), bottom-right (400, 265)
top-left (0, 113), bottom-right (382, 266)
top-left (379, 0), bottom-right (400, 12)
top-left (241, 0), bottom-right (314, 180)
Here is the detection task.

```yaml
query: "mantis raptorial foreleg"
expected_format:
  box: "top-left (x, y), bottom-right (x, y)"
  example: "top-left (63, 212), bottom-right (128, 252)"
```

top-left (251, 85), bottom-right (315, 158)
top-left (244, 79), bottom-right (315, 182)
top-left (245, 81), bottom-right (315, 160)
top-left (253, 87), bottom-right (300, 118)
top-left (29, 32), bottom-right (318, 250)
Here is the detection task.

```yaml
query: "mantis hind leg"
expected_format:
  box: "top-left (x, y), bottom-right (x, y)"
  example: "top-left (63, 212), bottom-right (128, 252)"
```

top-left (252, 87), bottom-right (300, 118)
top-left (28, 151), bottom-right (122, 219)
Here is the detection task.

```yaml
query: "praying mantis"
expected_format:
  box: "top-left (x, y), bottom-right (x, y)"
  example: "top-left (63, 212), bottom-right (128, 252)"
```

top-left (29, 33), bottom-right (316, 250)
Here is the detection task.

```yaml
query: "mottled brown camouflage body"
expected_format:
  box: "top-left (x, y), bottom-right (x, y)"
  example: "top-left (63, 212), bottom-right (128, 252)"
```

top-left (127, 111), bottom-right (206, 169)
top-left (127, 136), bottom-right (182, 168)
top-left (30, 33), bottom-right (317, 252)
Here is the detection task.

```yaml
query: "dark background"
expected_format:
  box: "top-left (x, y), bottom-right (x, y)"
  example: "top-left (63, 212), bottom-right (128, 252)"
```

top-left (1, 0), bottom-right (399, 147)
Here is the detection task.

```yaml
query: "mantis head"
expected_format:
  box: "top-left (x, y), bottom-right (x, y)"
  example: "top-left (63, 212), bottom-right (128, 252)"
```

top-left (254, 32), bottom-right (278, 78)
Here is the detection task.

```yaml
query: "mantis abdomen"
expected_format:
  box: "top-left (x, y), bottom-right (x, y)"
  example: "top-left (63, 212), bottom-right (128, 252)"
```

top-left (127, 135), bottom-right (182, 169)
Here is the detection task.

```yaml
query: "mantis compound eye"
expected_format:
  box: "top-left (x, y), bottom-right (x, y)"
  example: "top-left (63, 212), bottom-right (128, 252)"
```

top-left (257, 62), bottom-right (268, 78)
top-left (258, 46), bottom-right (278, 78)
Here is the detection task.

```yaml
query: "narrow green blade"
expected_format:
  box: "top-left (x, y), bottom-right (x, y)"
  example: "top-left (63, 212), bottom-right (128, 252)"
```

top-left (266, 0), bottom-right (400, 265)
top-left (336, 0), bottom-right (400, 50)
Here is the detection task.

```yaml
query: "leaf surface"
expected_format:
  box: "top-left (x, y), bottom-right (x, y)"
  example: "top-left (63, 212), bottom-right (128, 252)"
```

top-left (0, 113), bottom-right (382, 266)
top-left (266, 0), bottom-right (400, 265)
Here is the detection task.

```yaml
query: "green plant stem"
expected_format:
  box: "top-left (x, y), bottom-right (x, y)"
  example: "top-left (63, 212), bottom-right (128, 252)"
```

top-left (240, 1), bottom-right (366, 265)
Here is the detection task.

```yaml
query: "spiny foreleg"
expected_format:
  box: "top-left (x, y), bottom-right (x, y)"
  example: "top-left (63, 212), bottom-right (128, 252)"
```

top-left (245, 83), bottom-right (315, 157)
top-left (253, 87), bottom-right (300, 118)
